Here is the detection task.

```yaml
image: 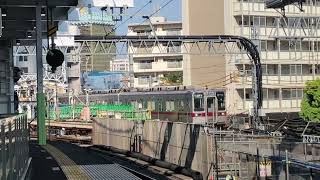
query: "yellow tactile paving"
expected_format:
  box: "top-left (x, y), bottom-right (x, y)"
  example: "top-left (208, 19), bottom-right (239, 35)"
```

top-left (42, 144), bottom-right (90, 180)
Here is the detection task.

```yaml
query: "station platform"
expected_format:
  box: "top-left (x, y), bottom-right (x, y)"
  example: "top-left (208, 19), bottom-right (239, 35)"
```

top-left (29, 140), bottom-right (168, 180)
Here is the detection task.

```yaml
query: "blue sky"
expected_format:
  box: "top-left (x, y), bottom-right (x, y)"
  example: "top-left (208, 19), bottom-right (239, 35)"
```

top-left (116, 0), bottom-right (181, 35)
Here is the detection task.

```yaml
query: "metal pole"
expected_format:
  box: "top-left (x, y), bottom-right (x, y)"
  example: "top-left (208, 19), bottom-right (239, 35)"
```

top-left (257, 146), bottom-right (260, 180)
top-left (36, 3), bottom-right (46, 145)
top-left (129, 54), bottom-right (134, 88)
top-left (286, 150), bottom-right (289, 180)
top-left (213, 97), bottom-right (218, 180)
top-left (50, 8), bottom-right (55, 49)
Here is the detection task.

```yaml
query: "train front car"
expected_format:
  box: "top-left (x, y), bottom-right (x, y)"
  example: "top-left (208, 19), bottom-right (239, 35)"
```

top-left (191, 90), bottom-right (227, 125)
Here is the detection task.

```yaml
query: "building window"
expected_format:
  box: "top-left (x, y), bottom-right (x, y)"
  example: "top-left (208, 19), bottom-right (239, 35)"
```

top-left (281, 65), bottom-right (290, 75)
top-left (268, 89), bottom-right (279, 100)
top-left (139, 61), bottom-right (153, 69)
top-left (18, 56), bottom-right (28, 62)
top-left (138, 76), bottom-right (150, 85)
top-left (20, 67), bottom-right (28, 73)
top-left (297, 89), bottom-right (303, 98)
top-left (136, 30), bottom-right (152, 36)
top-left (302, 64), bottom-right (313, 75)
top-left (282, 89), bottom-right (303, 100)
top-left (282, 89), bottom-right (291, 100)
top-left (267, 64), bottom-right (278, 75)
top-left (166, 59), bottom-right (182, 68)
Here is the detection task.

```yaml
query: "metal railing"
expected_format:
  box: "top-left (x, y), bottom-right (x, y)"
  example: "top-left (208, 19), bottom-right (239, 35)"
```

top-left (0, 114), bottom-right (30, 180)
top-left (167, 61), bottom-right (182, 68)
top-left (96, 110), bottom-right (150, 121)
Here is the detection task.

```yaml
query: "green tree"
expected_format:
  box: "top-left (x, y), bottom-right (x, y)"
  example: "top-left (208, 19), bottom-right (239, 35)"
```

top-left (161, 72), bottom-right (183, 85)
top-left (300, 78), bottom-right (320, 123)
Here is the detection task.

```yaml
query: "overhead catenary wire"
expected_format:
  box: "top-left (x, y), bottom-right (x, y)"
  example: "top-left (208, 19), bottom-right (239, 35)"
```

top-left (104, 0), bottom-right (153, 37)
top-left (123, 0), bottom-right (177, 36)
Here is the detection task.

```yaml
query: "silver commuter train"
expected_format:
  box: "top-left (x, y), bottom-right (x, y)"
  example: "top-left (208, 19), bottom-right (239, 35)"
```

top-left (59, 88), bottom-right (227, 124)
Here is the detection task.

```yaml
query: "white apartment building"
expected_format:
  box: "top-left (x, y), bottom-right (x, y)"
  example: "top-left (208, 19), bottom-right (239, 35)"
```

top-left (110, 58), bottom-right (129, 72)
top-left (127, 17), bottom-right (183, 88)
top-left (183, 0), bottom-right (320, 117)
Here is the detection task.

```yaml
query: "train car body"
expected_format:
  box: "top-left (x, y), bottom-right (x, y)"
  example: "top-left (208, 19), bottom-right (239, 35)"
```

top-left (59, 89), bottom-right (227, 124)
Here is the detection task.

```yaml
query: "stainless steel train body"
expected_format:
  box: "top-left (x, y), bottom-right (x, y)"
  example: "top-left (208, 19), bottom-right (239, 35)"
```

top-left (59, 89), bottom-right (226, 124)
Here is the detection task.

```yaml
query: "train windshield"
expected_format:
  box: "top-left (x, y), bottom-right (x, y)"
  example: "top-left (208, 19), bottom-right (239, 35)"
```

top-left (216, 92), bottom-right (225, 110)
top-left (194, 93), bottom-right (204, 111)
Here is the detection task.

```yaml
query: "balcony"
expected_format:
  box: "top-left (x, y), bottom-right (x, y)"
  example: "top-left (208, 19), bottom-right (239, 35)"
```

top-left (237, 99), bottom-right (302, 114)
top-left (167, 61), bottom-right (182, 68)
top-left (233, 1), bottom-right (320, 16)
top-left (67, 68), bottom-right (80, 78)
top-left (166, 30), bottom-right (181, 36)
top-left (129, 45), bottom-right (182, 56)
top-left (234, 26), bottom-right (320, 40)
top-left (138, 63), bottom-right (152, 70)
top-left (134, 61), bottom-right (183, 73)
top-left (237, 75), bottom-right (315, 86)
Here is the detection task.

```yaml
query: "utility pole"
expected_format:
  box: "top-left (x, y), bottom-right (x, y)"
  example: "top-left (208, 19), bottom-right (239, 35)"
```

top-left (286, 150), bottom-right (289, 180)
top-left (36, 2), bottom-right (46, 145)
top-left (212, 97), bottom-right (219, 180)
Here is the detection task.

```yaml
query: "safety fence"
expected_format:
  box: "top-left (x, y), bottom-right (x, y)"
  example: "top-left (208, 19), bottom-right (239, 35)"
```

top-left (0, 114), bottom-right (30, 180)
top-left (49, 104), bottom-right (150, 120)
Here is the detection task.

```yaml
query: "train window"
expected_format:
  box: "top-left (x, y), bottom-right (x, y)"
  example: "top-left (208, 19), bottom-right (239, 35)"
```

top-left (151, 101), bottom-right (156, 110)
top-left (180, 100), bottom-right (184, 107)
top-left (159, 99), bottom-right (165, 111)
top-left (166, 100), bottom-right (174, 111)
top-left (207, 97), bottom-right (214, 113)
top-left (216, 92), bottom-right (225, 110)
top-left (194, 93), bottom-right (204, 111)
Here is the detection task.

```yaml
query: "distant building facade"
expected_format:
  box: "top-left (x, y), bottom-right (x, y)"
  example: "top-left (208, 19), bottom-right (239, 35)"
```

top-left (182, 0), bottom-right (320, 117)
top-left (110, 59), bottom-right (129, 72)
top-left (127, 17), bottom-right (183, 88)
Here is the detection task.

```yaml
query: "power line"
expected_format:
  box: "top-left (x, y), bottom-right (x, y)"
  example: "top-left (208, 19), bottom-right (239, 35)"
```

top-left (125, 0), bottom-right (177, 36)
top-left (105, 0), bottom-right (153, 37)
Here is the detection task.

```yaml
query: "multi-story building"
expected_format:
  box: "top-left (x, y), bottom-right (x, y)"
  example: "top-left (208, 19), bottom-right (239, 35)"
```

top-left (183, 0), bottom-right (320, 118)
top-left (128, 17), bottom-right (183, 88)
top-left (110, 59), bottom-right (130, 72)
top-left (78, 24), bottom-right (115, 72)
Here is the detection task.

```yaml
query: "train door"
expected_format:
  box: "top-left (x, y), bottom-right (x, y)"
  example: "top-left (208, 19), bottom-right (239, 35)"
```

top-left (206, 96), bottom-right (217, 124)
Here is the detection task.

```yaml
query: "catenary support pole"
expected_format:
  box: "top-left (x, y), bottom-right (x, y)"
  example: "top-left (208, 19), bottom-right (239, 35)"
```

top-left (36, 3), bottom-right (46, 145)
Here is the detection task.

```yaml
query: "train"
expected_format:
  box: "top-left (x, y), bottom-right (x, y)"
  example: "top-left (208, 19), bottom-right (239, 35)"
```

top-left (58, 87), bottom-right (227, 124)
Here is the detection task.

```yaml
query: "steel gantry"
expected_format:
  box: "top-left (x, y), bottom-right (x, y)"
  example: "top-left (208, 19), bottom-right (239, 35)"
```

top-left (13, 35), bottom-right (263, 126)
top-left (73, 35), bottom-right (263, 127)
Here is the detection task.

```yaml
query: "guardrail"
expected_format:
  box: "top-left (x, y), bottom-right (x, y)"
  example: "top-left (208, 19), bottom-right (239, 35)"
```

top-left (96, 110), bottom-right (150, 121)
top-left (0, 114), bottom-right (30, 180)
top-left (303, 135), bottom-right (320, 143)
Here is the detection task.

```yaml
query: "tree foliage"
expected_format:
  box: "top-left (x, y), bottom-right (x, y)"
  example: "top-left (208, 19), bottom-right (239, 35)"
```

top-left (300, 78), bottom-right (320, 123)
top-left (161, 72), bottom-right (183, 85)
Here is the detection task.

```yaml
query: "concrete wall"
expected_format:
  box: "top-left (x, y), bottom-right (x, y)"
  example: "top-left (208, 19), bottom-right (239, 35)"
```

top-left (93, 119), bottom-right (215, 178)
top-left (92, 118), bottom-right (320, 179)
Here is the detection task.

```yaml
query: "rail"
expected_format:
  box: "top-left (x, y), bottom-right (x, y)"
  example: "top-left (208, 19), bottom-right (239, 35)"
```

top-left (0, 113), bottom-right (30, 180)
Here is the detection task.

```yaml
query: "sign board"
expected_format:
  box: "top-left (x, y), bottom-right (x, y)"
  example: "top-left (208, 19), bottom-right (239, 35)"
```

top-left (260, 160), bottom-right (272, 177)
top-left (48, 26), bottom-right (58, 37)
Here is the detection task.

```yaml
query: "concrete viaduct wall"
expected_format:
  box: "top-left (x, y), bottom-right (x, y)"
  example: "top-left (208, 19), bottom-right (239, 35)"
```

top-left (92, 118), bottom-right (320, 179)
